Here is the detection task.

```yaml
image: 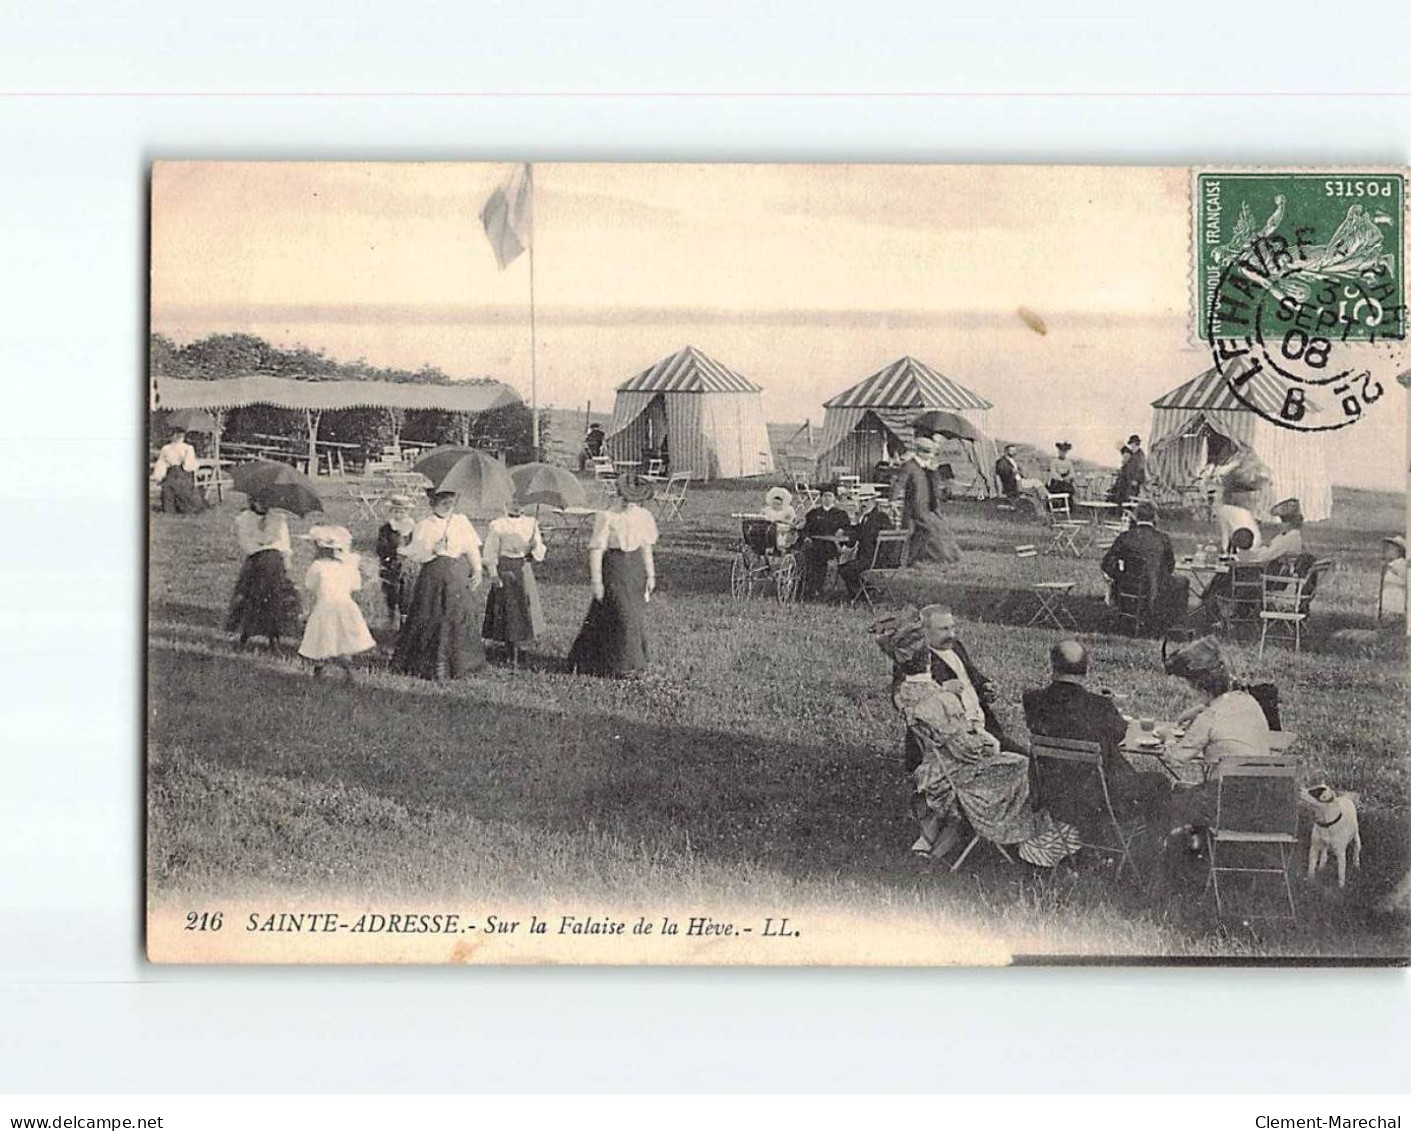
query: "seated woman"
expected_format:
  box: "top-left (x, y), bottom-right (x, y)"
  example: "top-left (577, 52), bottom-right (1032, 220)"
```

top-left (873, 608), bottom-right (1081, 867)
top-left (1161, 636), bottom-right (1272, 846)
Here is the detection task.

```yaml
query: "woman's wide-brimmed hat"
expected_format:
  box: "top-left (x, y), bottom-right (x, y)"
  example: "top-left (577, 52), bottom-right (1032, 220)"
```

top-left (870, 605), bottom-right (929, 667)
top-left (1163, 635), bottom-right (1228, 682)
top-left (387, 493), bottom-right (415, 511)
top-left (1271, 497), bottom-right (1304, 522)
top-left (308, 524), bottom-right (353, 553)
top-left (616, 472), bottom-right (656, 504)
top-left (764, 486), bottom-right (793, 510)
top-left (1055, 440), bottom-right (1073, 451)
top-left (1128, 434), bottom-right (1142, 445)
top-left (427, 487), bottom-right (458, 501)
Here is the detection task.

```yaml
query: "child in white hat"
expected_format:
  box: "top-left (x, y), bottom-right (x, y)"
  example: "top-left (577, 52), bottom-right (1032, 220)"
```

top-left (299, 525), bottom-right (375, 677)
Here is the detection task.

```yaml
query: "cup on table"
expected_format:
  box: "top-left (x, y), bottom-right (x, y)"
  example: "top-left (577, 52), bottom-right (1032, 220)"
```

top-left (1139, 717), bottom-right (1156, 733)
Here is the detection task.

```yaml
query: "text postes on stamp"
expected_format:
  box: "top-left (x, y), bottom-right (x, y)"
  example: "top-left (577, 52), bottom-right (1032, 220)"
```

top-left (1196, 170), bottom-right (1405, 433)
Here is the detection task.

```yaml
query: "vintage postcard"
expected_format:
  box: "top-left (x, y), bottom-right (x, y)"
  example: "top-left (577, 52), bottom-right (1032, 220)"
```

top-left (146, 163), bottom-right (1409, 964)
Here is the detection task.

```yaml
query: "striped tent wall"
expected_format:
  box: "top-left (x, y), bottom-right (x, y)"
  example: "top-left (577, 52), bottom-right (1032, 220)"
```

top-left (603, 347), bottom-right (774, 480)
top-left (814, 357), bottom-right (997, 493)
top-left (1149, 365), bottom-right (1332, 522)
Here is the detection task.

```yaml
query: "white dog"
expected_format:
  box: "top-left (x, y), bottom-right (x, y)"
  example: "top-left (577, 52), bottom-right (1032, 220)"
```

top-left (1303, 785), bottom-right (1361, 888)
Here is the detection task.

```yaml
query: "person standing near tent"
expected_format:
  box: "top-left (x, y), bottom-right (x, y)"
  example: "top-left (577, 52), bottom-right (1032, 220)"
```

top-left (392, 489), bottom-right (486, 680)
top-left (151, 426), bottom-right (206, 514)
top-left (1110, 434), bottom-right (1147, 502)
top-left (567, 474), bottom-right (659, 678)
top-left (579, 422), bottom-right (606, 471)
top-left (890, 434), bottom-right (961, 565)
top-left (225, 499), bottom-right (300, 650)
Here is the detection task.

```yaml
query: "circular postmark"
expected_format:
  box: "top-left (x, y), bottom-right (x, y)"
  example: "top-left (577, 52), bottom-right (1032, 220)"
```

top-left (1205, 203), bottom-right (1405, 433)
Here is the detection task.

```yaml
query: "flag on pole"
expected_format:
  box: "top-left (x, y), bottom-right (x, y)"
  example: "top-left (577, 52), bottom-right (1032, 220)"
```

top-left (480, 163), bottom-right (533, 269)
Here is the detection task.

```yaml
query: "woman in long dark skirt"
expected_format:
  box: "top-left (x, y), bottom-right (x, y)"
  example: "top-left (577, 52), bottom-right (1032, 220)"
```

top-left (482, 502), bottom-right (548, 666)
top-left (224, 500), bottom-right (300, 649)
top-left (392, 490), bottom-right (486, 680)
top-left (568, 475), bottom-right (658, 678)
top-left (151, 427), bottom-right (206, 514)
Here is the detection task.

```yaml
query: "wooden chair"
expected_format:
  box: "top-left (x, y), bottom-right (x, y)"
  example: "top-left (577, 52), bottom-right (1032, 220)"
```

top-left (653, 473), bottom-right (691, 524)
top-left (1111, 557), bottom-right (1154, 636)
top-left (1258, 558), bottom-right (1333, 658)
top-left (1030, 735), bottom-right (1145, 879)
top-left (1207, 755), bottom-right (1301, 920)
top-left (848, 529), bottom-right (911, 609)
top-left (642, 457), bottom-right (665, 480)
top-left (1010, 545), bottom-right (1077, 630)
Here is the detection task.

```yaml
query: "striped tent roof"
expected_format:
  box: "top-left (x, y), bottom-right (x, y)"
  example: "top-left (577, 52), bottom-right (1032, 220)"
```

top-left (1151, 360), bottom-right (1321, 416)
top-left (823, 356), bottom-right (992, 411)
top-left (152, 373), bottom-right (521, 413)
top-left (615, 346), bottom-right (761, 394)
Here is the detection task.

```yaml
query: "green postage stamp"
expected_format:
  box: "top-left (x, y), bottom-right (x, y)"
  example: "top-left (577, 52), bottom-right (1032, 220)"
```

top-left (1195, 169), bottom-right (1405, 431)
top-left (1197, 170), bottom-right (1404, 342)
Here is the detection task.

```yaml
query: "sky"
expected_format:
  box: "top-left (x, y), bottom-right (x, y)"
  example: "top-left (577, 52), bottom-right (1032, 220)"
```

top-left (151, 162), bottom-right (1408, 489)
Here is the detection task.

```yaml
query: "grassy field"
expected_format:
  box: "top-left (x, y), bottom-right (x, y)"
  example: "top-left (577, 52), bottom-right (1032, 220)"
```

top-left (147, 474), bottom-right (1410, 961)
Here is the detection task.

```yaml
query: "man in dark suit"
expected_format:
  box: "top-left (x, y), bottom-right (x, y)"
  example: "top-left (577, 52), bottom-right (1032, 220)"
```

top-left (837, 495), bottom-right (895, 600)
top-left (893, 605), bottom-right (1021, 772)
top-left (1100, 501), bottom-right (1189, 632)
top-left (1022, 640), bottom-right (1169, 820)
top-left (994, 444), bottom-right (1022, 498)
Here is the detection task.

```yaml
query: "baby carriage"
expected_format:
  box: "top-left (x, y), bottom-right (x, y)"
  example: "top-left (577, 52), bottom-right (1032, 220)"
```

top-left (730, 516), bottom-right (801, 604)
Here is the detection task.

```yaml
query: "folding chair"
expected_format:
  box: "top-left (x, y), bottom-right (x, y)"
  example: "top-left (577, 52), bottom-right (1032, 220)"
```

top-left (653, 473), bottom-right (691, 523)
top-left (1258, 558), bottom-right (1332, 658)
top-left (1010, 545), bottom-right (1077, 629)
top-left (1030, 736), bottom-right (1145, 879)
top-left (1111, 557), bottom-right (1154, 636)
top-left (848, 529), bottom-right (911, 608)
top-left (1207, 755), bottom-right (1300, 920)
top-left (642, 457), bottom-right (666, 480)
top-left (934, 752), bottom-right (1017, 873)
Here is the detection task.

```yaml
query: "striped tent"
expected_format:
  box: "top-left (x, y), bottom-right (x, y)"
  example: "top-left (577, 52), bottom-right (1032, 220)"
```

top-left (814, 357), bottom-right (998, 494)
top-left (604, 346), bottom-right (774, 480)
top-left (1149, 361), bottom-right (1333, 521)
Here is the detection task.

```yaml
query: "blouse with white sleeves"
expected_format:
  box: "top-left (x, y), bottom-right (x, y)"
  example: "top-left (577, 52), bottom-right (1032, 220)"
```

top-left (588, 504), bottom-right (659, 553)
top-left (235, 509), bottom-right (292, 558)
top-left (400, 512), bottom-right (482, 564)
top-left (152, 440), bottom-right (199, 482)
top-left (484, 513), bottom-right (547, 564)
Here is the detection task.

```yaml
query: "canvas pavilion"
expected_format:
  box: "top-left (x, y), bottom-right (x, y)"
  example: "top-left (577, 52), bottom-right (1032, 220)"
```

top-left (813, 356), bottom-right (999, 495)
top-left (1148, 361), bottom-right (1333, 522)
top-left (602, 346), bottom-right (774, 481)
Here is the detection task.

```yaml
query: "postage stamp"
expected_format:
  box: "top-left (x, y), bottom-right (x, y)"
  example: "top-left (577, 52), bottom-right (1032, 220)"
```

top-left (1195, 170), bottom-right (1406, 433)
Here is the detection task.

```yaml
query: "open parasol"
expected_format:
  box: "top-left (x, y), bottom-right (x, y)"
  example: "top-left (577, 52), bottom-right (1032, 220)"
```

top-left (912, 410), bottom-right (981, 443)
top-left (510, 462), bottom-right (589, 510)
top-left (412, 446), bottom-right (516, 512)
top-left (163, 408), bottom-right (219, 434)
top-left (229, 459), bottom-right (324, 517)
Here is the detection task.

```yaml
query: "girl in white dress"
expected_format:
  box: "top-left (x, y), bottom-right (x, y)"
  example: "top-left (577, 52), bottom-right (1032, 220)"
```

top-left (299, 525), bottom-right (375, 676)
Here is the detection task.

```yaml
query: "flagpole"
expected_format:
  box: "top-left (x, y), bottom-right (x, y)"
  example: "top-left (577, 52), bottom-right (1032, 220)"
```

top-left (527, 164), bottom-right (539, 458)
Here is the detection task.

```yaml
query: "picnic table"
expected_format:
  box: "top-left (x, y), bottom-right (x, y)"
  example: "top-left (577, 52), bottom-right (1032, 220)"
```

top-left (1119, 717), bottom-right (1297, 785)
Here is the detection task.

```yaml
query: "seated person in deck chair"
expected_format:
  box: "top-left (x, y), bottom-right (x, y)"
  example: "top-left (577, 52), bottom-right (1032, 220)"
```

top-left (838, 494), bottom-right (895, 600)
top-left (1100, 501), bottom-right (1190, 632)
top-left (995, 444), bottom-right (1023, 499)
top-left (1022, 640), bottom-right (1170, 821)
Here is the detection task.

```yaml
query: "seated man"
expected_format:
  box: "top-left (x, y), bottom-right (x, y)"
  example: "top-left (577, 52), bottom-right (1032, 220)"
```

top-left (799, 486), bottom-right (852, 598)
top-left (1100, 501), bottom-right (1190, 632)
top-left (1022, 640), bottom-right (1169, 821)
top-left (895, 604), bottom-right (1023, 762)
top-left (838, 494), bottom-right (895, 600)
top-left (995, 444), bottom-right (1023, 499)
